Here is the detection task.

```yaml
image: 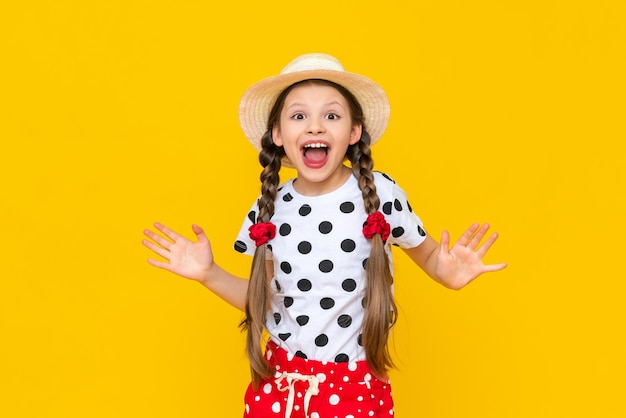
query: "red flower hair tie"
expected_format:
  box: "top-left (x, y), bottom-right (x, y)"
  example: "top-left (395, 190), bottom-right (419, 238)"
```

top-left (362, 211), bottom-right (390, 242)
top-left (249, 222), bottom-right (276, 246)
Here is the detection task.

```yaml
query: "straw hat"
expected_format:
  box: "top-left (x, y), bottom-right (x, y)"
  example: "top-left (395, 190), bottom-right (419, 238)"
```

top-left (238, 53), bottom-right (390, 166)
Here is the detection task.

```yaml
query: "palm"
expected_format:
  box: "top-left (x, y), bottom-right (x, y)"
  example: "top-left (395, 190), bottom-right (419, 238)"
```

top-left (142, 223), bottom-right (214, 282)
top-left (436, 224), bottom-right (507, 289)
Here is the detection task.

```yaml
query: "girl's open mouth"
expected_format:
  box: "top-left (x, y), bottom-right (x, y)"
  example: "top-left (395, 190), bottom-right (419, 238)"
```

top-left (302, 142), bottom-right (329, 168)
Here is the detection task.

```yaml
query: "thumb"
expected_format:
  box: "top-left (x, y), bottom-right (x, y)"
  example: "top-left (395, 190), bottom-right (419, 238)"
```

top-left (191, 224), bottom-right (208, 244)
top-left (440, 230), bottom-right (450, 255)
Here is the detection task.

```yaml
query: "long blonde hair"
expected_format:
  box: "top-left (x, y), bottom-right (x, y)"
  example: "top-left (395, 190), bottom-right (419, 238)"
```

top-left (240, 79), bottom-right (396, 389)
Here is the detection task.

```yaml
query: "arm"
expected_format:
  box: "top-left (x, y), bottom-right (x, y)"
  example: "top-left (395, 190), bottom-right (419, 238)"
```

top-left (402, 223), bottom-right (507, 290)
top-left (142, 222), bottom-right (248, 311)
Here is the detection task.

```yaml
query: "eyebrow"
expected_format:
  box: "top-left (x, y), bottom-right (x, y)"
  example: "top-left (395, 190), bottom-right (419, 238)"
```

top-left (284, 100), bottom-right (346, 112)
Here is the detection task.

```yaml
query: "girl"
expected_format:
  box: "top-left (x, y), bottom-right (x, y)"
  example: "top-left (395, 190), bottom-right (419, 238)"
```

top-left (142, 53), bottom-right (507, 418)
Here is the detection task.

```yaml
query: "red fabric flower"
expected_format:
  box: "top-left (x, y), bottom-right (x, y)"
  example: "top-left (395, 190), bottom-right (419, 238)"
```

top-left (249, 222), bottom-right (276, 246)
top-left (362, 211), bottom-right (390, 242)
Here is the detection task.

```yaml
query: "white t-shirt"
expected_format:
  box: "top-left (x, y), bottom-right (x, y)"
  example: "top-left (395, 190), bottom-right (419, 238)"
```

top-left (234, 171), bottom-right (427, 363)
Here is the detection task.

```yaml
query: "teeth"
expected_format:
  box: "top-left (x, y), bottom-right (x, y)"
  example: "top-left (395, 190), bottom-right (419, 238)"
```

top-left (304, 143), bottom-right (328, 148)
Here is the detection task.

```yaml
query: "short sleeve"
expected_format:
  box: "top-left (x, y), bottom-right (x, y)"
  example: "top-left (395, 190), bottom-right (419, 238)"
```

top-left (384, 181), bottom-right (428, 249)
top-left (233, 199), bottom-right (260, 256)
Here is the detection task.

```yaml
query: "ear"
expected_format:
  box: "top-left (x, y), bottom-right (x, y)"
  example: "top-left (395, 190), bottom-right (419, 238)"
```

top-left (272, 124), bottom-right (283, 147)
top-left (349, 123), bottom-right (363, 145)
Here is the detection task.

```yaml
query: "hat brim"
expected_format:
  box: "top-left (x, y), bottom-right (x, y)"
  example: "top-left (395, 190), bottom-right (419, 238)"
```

top-left (239, 68), bottom-right (390, 168)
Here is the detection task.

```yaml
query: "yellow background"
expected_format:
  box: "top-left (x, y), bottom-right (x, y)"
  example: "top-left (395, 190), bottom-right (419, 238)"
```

top-left (1, 1), bottom-right (624, 416)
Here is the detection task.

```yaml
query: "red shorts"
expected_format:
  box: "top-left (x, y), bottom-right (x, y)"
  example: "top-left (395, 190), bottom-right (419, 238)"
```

top-left (243, 340), bottom-right (394, 417)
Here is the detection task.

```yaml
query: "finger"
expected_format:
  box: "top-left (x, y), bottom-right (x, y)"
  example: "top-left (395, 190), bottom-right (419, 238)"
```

top-left (456, 223), bottom-right (480, 247)
top-left (154, 222), bottom-right (183, 242)
top-left (143, 228), bottom-right (173, 250)
top-left (466, 223), bottom-right (490, 250)
top-left (476, 232), bottom-right (499, 258)
top-left (147, 258), bottom-right (171, 270)
top-left (142, 238), bottom-right (171, 261)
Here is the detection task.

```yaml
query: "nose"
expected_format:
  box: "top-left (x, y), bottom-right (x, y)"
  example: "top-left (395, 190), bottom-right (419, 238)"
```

top-left (307, 116), bottom-right (326, 135)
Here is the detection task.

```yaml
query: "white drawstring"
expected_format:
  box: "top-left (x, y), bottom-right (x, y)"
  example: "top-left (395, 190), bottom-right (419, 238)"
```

top-left (275, 372), bottom-right (320, 418)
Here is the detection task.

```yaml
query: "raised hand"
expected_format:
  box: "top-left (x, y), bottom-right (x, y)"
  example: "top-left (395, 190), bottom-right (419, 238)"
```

top-left (436, 223), bottom-right (507, 289)
top-left (142, 222), bottom-right (214, 283)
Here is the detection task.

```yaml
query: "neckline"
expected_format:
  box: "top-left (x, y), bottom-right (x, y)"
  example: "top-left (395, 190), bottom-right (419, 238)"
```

top-left (288, 172), bottom-right (356, 200)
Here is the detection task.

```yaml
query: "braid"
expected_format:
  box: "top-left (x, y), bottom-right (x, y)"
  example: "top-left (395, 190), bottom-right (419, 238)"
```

top-left (348, 136), bottom-right (397, 379)
top-left (348, 139), bottom-right (379, 215)
top-left (257, 130), bottom-right (283, 222)
top-left (240, 129), bottom-right (284, 389)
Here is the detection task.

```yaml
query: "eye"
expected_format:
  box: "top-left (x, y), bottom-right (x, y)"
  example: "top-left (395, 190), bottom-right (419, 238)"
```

top-left (291, 113), bottom-right (306, 120)
top-left (325, 113), bottom-right (340, 120)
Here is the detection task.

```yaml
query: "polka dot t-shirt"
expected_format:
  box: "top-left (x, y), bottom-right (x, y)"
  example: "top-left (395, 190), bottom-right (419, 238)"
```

top-left (234, 171), bottom-right (427, 364)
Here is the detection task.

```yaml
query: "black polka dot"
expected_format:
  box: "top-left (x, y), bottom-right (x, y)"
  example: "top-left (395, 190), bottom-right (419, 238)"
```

top-left (279, 333), bottom-right (291, 341)
top-left (335, 354), bottom-right (349, 362)
top-left (295, 351), bottom-right (308, 359)
top-left (342, 278), bottom-right (357, 292)
top-left (381, 172), bottom-right (395, 183)
top-left (279, 223), bottom-right (292, 236)
top-left (247, 211), bottom-right (256, 223)
top-left (337, 314), bottom-right (352, 328)
top-left (408, 201), bottom-right (413, 212)
top-left (296, 315), bottom-right (310, 326)
top-left (340, 239), bottom-right (356, 253)
top-left (394, 199), bottom-right (403, 211)
top-left (362, 258), bottom-right (368, 269)
top-left (280, 262), bottom-right (292, 274)
top-left (382, 202), bottom-right (392, 215)
top-left (418, 225), bottom-right (426, 236)
top-left (319, 260), bottom-right (334, 273)
top-left (340, 202), bottom-right (355, 213)
top-left (298, 241), bottom-right (312, 254)
top-left (320, 298), bottom-right (335, 309)
top-left (299, 204), bottom-right (312, 216)
top-left (361, 297), bottom-right (367, 308)
top-left (275, 280), bottom-right (282, 291)
top-left (283, 193), bottom-right (293, 202)
top-left (318, 221), bottom-right (333, 234)
top-left (392, 227), bottom-right (405, 238)
top-left (297, 279), bottom-right (312, 292)
top-left (315, 334), bottom-right (329, 346)
top-left (284, 297), bottom-right (294, 308)
top-left (273, 312), bottom-right (281, 325)
top-left (234, 240), bottom-right (247, 253)
top-left (357, 334), bottom-right (363, 346)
